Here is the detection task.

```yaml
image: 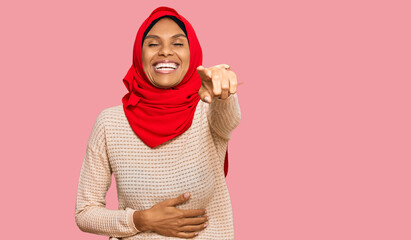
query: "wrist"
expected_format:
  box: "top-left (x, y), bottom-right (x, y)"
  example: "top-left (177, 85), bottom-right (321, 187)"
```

top-left (133, 210), bottom-right (151, 232)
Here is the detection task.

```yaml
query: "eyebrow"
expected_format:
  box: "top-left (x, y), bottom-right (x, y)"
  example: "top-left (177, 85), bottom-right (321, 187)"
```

top-left (144, 34), bottom-right (187, 40)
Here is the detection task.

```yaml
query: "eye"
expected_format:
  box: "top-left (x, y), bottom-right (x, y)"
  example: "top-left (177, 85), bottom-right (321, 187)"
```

top-left (148, 43), bottom-right (159, 47)
top-left (173, 43), bottom-right (184, 46)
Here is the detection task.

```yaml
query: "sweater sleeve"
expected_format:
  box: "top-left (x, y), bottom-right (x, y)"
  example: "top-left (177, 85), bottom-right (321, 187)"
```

top-left (75, 110), bottom-right (141, 238)
top-left (206, 92), bottom-right (242, 140)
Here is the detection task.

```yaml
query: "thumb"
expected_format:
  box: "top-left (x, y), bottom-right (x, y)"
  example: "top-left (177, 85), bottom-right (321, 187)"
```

top-left (198, 86), bottom-right (213, 103)
top-left (165, 192), bottom-right (191, 206)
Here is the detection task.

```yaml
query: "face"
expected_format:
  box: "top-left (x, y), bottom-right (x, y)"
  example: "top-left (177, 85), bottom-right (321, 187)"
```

top-left (142, 17), bottom-right (190, 89)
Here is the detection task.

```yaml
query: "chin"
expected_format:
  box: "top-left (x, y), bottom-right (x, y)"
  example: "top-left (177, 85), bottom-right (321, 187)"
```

top-left (153, 78), bottom-right (182, 89)
top-left (153, 82), bottom-right (175, 89)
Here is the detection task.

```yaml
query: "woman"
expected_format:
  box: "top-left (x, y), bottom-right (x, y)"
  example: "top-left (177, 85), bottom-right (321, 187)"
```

top-left (75, 6), bottom-right (241, 239)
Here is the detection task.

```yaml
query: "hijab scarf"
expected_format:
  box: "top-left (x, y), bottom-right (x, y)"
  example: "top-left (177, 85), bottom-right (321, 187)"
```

top-left (122, 6), bottom-right (229, 177)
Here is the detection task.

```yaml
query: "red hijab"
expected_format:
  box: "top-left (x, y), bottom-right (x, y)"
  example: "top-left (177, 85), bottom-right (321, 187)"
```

top-left (121, 6), bottom-right (229, 177)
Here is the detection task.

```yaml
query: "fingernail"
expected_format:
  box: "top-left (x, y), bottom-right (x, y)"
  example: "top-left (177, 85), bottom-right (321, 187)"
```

top-left (204, 96), bottom-right (210, 103)
top-left (184, 192), bottom-right (190, 199)
top-left (204, 223), bottom-right (208, 228)
top-left (195, 232), bottom-right (199, 235)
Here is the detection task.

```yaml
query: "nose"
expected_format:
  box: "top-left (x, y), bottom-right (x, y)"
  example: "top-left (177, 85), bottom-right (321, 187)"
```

top-left (158, 44), bottom-right (173, 57)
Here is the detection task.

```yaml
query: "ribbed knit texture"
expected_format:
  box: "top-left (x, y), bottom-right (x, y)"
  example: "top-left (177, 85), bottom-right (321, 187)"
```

top-left (75, 93), bottom-right (241, 239)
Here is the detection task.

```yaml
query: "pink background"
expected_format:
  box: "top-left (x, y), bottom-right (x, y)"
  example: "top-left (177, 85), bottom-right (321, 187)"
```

top-left (1, 0), bottom-right (410, 239)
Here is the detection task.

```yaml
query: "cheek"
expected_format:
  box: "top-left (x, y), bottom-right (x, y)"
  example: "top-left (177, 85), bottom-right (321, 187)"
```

top-left (142, 53), bottom-right (148, 65)
top-left (142, 49), bottom-right (153, 67)
top-left (182, 50), bottom-right (190, 68)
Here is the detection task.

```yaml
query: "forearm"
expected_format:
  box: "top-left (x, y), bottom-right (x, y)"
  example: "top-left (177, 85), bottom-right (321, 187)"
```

top-left (207, 93), bottom-right (241, 140)
top-left (75, 206), bottom-right (139, 237)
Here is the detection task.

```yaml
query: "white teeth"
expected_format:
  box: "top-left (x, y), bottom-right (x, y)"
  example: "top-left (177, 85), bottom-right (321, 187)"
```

top-left (154, 62), bottom-right (178, 70)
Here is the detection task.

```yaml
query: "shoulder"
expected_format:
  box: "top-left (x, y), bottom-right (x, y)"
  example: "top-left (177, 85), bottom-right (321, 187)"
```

top-left (95, 105), bottom-right (124, 122)
top-left (88, 105), bottom-right (124, 144)
top-left (99, 105), bottom-right (123, 116)
top-left (88, 105), bottom-right (124, 134)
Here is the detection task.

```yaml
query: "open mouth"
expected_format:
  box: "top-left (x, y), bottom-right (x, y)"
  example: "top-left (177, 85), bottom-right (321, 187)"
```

top-left (153, 62), bottom-right (179, 74)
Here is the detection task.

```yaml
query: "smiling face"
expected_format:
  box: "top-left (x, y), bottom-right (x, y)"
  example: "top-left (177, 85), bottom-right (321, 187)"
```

top-left (142, 17), bottom-right (190, 89)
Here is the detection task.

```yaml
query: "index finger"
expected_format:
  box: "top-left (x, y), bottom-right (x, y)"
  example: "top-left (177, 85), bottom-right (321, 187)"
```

top-left (214, 64), bottom-right (230, 70)
top-left (181, 208), bottom-right (207, 218)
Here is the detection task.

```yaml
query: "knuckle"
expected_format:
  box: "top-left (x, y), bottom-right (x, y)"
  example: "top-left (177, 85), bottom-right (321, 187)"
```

top-left (229, 73), bottom-right (237, 79)
top-left (180, 233), bottom-right (190, 239)
top-left (177, 218), bottom-right (184, 226)
top-left (182, 233), bottom-right (193, 239)
top-left (177, 211), bottom-right (185, 219)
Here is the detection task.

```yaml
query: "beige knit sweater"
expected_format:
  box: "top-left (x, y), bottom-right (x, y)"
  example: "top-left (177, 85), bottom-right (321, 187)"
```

top-left (75, 93), bottom-right (241, 239)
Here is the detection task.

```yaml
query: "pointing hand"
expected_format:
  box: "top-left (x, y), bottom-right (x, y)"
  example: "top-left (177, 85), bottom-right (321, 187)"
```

top-left (197, 64), bottom-right (244, 103)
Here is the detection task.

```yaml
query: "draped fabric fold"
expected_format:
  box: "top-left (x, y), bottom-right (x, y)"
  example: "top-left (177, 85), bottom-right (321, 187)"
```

top-left (121, 6), bottom-right (229, 177)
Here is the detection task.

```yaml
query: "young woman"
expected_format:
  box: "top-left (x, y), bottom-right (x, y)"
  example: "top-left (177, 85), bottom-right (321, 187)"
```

top-left (75, 6), bottom-right (241, 239)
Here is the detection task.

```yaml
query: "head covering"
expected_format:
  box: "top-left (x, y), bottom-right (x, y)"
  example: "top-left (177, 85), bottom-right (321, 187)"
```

top-left (121, 6), bottom-right (230, 177)
top-left (142, 15), bottom-right (188, 46)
